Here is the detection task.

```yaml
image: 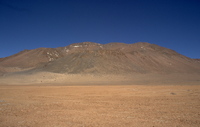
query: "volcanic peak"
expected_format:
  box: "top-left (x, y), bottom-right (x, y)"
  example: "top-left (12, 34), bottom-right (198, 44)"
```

top-left (0, 42), bottom-right (200, 75)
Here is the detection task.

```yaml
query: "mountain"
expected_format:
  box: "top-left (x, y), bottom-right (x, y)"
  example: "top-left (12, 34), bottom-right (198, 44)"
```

top-left (0, 42), bottom-right (200, 85)
top-left (0, 42), bottom-right (200, 75)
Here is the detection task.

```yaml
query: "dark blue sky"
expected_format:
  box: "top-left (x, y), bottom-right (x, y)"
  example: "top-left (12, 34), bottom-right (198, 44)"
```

top-left (0, 0), bottom-right (200, 58)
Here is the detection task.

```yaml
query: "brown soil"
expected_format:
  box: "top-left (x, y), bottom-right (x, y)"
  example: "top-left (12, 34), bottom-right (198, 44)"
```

top-left (0, 85), bottom-right (200, 127)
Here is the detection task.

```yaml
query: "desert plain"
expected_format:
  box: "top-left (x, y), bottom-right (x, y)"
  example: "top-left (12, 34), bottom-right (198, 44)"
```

top-left (0, 83), bottom-right (200, 127)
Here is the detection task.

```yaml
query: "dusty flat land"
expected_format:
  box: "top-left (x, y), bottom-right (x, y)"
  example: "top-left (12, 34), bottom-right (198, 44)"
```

top-left (0, 85), bottom-right (200, 127)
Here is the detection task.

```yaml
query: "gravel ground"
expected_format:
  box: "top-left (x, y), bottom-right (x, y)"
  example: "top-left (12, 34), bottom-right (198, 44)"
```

top-left (0, 85), bottom-right (200, 127)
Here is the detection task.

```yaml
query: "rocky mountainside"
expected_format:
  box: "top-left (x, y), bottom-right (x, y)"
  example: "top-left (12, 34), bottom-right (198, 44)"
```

top-left (0, 42), bottom-right (200, 76)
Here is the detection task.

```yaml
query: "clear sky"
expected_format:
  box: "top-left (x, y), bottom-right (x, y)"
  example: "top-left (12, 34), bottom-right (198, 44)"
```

top-left (0, 0), bottom-right (200, 58)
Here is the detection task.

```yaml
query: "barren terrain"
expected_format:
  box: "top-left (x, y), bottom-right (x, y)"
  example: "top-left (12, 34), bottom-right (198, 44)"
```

top-left (1, 42), bottom-right (200, 126)
top-left (0, 85), bottom-right (200, 127)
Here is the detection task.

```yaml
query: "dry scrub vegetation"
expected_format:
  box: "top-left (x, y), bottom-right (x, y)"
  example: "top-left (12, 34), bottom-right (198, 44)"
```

top-left (0, 85), bottom-right (200, 127)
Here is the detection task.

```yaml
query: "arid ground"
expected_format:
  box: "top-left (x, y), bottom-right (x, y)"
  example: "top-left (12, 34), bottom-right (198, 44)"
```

top-left (0, 85), bottom-right (200, 127)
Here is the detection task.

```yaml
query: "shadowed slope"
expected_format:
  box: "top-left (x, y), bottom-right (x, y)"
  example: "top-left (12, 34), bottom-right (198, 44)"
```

top-left (39, 42), bottom-right (200, 74)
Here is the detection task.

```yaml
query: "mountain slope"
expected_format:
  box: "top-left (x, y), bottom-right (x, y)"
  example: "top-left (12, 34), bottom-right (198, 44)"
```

top-left (39, 42), bottom-right (200, 74)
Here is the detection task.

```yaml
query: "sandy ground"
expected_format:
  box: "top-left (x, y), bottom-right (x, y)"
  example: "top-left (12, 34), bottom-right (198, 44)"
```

top-left (0, 85), bottom-right (200, 127)
top-left (1, 72), bottom-right (200, 85)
